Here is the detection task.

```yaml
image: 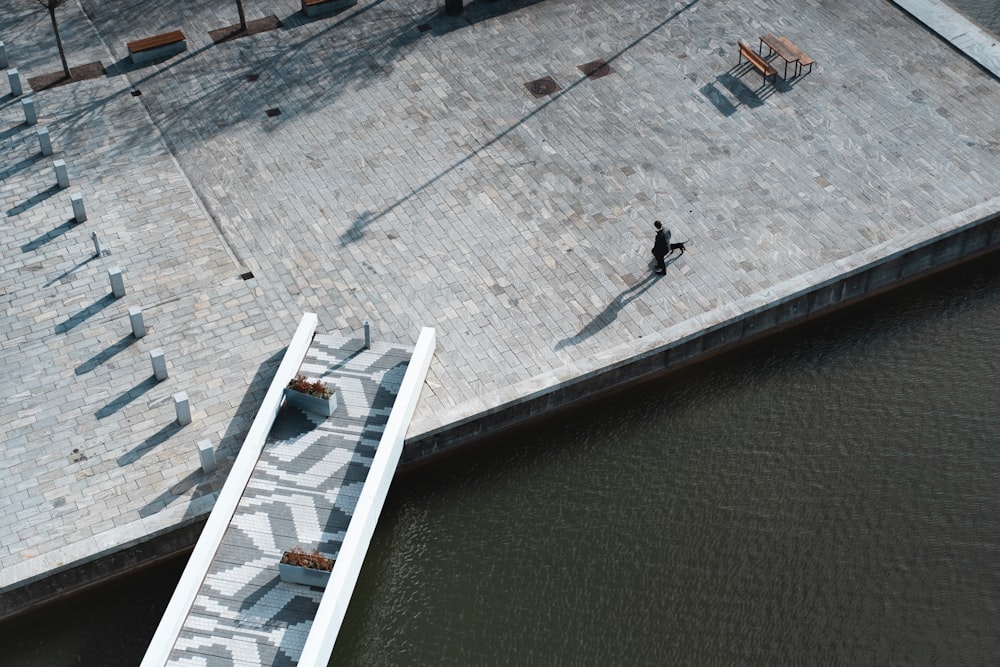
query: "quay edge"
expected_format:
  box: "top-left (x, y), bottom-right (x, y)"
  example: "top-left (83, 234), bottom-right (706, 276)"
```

top-left (400, 203), bottom-right (1000, 472)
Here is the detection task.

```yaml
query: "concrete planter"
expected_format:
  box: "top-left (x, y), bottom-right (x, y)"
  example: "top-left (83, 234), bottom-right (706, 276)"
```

top-left (283, 387), bottom-right (338, 417)
top-left (278, 562), bottom-right (332, 588)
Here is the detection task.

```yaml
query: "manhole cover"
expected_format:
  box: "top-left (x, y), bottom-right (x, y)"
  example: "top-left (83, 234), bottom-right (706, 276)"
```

top-left (265, 107), bottom-right (281, 117)
top-left (524, 76), bottom-right (560, 98)
top-left (578, 60), bottom-right (614, 80)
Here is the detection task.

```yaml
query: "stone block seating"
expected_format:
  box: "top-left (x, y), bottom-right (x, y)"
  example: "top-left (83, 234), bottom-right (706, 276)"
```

top-left (127, 30), bottom-right (187, 65)
top-left (301, 0), bottom-right (358, 18)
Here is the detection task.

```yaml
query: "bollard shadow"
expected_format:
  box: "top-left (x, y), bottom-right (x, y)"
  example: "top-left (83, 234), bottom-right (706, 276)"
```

top-left (21, 218), bottom-right (77, 253)
top-left (555, 269), bottom-right (670, 351)
top-left (0, 92), bottom-right (22, 110)
top-left (75, 334), bottom-right (139, 375)
top-left (0, 152), bottom-right (41, 182)
top-left (117, 421), bottom-right (183, 466)
top-left (44, 254), bottom-right (97, 288)
top-left (95, 375), bottom-right (159, 420)
top-left (7, 185), bottom-right (60, 218)
top-left (54, 293), bottom-right (116, 334)
top-left (0, 122), bottom-right (28, 141)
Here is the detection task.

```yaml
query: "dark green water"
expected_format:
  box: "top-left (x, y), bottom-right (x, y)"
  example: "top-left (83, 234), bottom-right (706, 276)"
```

top-left (1, 254), bottom-right (998, 666)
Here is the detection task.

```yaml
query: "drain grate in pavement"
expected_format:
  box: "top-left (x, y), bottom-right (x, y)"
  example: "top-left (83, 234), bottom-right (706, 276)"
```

top-left (524, 76), bottom-right (560, 98)
top-left (246, 73), bottom-right (260, 82)
top-left (130, 90), bottom-right (142, 97)
top-left (417, 23), bottom-right (431, 32)
top-left (265, 107), bottom-right (281, 118)
top-left (578, 59), bottom-right (614, 80)
top-left (240, 272), bottom-right (255, 280)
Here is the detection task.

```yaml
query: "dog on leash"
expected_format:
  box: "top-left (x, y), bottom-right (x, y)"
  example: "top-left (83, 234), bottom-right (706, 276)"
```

top-left (667, 240), bottom-right (688, 256)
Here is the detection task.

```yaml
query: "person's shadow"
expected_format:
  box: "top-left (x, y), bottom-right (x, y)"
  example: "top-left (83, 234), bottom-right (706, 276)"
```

top-left (555, 260), bottom-right (677, 351)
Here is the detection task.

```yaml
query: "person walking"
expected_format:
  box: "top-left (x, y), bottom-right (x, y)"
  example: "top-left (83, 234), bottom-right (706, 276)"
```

top-left (652, 220), bottom-right (670, 275)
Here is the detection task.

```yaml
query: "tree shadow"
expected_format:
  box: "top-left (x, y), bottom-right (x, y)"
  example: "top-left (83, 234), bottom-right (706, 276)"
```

top-left (21, 218), bottom-right (77, 253)
top-left (555, 265), bottom-right (677, 351)
top-left (75, 333), bottom-right (138, 375)
top-left (117, 420), bottom-right (183, 466)
top-left (54, 293), bottom-right (116, 334)
top-left (95, 375), bottom-right (159, 419)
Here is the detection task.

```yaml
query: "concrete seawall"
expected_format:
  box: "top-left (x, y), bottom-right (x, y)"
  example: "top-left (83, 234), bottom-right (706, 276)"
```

top-left (401, 202), bottom-right (1000, 470)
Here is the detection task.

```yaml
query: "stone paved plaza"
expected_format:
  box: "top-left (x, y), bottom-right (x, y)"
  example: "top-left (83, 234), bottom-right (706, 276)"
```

top-left (2, 0), bottom-right (999, 603)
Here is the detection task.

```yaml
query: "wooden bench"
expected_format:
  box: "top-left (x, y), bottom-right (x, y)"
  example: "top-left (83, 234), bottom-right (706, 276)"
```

top-left (301, 0), bottom-right (357, 18)
top-left (775, 36), bottom-right (814, 76)
top-left (127, 30), bottom-right (186, 65)
top-left (737, 39), bottom-right (776, 84)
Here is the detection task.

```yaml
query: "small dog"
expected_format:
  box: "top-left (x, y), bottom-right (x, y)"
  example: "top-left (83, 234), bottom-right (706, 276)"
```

top-left (667, 240), bottom-right (687, 256)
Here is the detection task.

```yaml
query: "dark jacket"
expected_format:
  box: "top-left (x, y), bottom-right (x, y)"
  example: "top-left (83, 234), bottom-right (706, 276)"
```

top-left (652, 229), bottom-right (669, 258)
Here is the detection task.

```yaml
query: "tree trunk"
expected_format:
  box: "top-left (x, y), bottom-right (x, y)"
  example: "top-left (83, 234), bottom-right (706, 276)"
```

top-left (235, 0), bottom-right (248, 31)
top-left (49, 5), bottom-right (71, 79)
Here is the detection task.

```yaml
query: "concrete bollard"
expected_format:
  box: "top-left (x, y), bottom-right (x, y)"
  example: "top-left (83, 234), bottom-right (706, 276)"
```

top-left (174, 391), bottom-right (192, 426)
top-left (71, 193), bottom-right (87, 222)
top-left (37, 127), bottom-right (53, 156)
top-left (92, 231), bottom-right (102, 257)
top-left (108, 266), bottom-right (125, 298)
top-left (0, 42), bottom-right (7, 70)
top-left (128, 306), bottom-right (146, 338)
top-left (53, 159), bottom-right (69, 188)
top-left (7, 68), bottom-right (21, 97)
top-left (22, 97), bottom-right (37, 125)
top-left (197, 439), bottom-right (217, 473)
top-left (364, 321), bottom-right (371, 349)
top-left (150, 348), bottom-right (168, 381)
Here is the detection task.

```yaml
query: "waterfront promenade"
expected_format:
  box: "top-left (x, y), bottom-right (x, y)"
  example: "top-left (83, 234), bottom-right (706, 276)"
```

top-left (2, 0), bottom-right (999, 614)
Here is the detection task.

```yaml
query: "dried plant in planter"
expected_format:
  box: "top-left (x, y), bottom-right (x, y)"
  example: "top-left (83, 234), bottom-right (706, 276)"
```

top-left (281, 546), bottom-right (334, 571)
top-left (286, 374), bottom-right (334, 399)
